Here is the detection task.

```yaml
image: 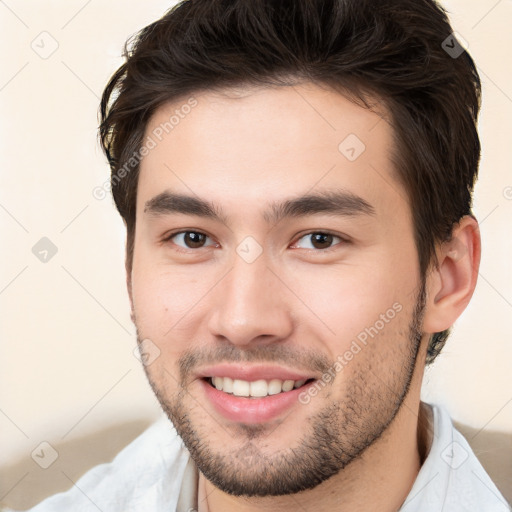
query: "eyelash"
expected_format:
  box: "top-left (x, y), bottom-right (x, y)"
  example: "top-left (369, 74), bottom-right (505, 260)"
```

top-left (162, 230), bottom-right (348, 253)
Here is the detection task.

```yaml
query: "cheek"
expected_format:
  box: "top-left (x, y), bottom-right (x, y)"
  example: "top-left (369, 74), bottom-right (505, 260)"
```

top-left (287, 257), bottom-right (417, 353)
top-left (130, 261), bottom-right (215, 346)
top-left (130, 267), bottom-right (198, 386)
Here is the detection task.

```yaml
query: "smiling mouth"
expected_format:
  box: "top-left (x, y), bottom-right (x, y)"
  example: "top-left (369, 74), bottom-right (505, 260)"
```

top-left (205, 376), bottom-right (315, 398)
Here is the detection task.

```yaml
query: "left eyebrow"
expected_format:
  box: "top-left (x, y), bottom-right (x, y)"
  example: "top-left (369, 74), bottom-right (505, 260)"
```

top-left (143, 189), bottom-right (376, 225)
top-left (263, 190), bottom-right (376, 224)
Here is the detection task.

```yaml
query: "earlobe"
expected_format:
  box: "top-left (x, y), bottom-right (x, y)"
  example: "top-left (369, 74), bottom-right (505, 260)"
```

top-left (422, 216), bottom-right (481, 334)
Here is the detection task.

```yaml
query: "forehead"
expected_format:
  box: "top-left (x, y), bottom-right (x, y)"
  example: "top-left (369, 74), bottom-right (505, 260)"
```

top-left (137, 83), bottom-right (408, 223)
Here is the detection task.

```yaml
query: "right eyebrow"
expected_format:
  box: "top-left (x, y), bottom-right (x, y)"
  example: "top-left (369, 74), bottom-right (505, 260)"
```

top-left (144, 191), bottom-right (229, 224)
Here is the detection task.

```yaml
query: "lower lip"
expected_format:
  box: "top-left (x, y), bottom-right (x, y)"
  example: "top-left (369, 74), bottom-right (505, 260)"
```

top-left (201, 379), bottom-right (313, 424)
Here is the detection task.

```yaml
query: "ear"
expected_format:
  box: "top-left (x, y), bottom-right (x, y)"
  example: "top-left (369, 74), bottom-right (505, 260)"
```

top-left (422, 215), bottom-right (481, 334)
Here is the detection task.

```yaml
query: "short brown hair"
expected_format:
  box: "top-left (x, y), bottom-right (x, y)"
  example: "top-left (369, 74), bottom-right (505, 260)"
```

top-left (99, 0), bottom-right (481, 364)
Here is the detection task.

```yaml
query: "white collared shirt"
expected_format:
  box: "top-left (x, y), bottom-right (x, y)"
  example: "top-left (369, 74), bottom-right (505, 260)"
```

top-left (6, 403), bottom-right (510, 512)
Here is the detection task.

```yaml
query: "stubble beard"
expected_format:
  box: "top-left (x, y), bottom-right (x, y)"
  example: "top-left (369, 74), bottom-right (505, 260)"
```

top-left (138, 283), bottom-right (426, 497)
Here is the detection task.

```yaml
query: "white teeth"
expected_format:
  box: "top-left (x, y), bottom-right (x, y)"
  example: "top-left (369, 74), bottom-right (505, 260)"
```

top-left (250, 379), bottom-right (268, 397)
top-left (210, 377), bottom-right (309, 397)
top-left (212, 376), bottom-right (223, 391)
top-left (232, 379), bottom-right (250, 397)
top-left (223, 377), bottom-right (233, 393)
top-left (282, 380), bottom-right (295, 392)
top-left (267, 379), bottom-right (282, 395)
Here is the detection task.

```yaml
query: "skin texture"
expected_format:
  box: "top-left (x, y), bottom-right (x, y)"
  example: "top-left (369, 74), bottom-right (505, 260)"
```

top-left (128, 83), bottom-right (481, 512)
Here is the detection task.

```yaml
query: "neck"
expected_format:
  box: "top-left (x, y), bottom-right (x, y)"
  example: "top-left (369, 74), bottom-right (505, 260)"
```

top-left (198, 394), bottom-right (434, 512)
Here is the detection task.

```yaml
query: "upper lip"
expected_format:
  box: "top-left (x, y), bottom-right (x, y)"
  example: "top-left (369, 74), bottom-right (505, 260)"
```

top-left (197, 364), bottom-right (316, 382)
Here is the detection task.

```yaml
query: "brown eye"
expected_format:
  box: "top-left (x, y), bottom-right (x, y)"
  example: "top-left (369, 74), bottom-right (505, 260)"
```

top-left (169, 231), bottom-right (214, 249)
top-left (310, 233), bottom-right (334, 249)
top-left (293, 232), bottom-right (343, 250)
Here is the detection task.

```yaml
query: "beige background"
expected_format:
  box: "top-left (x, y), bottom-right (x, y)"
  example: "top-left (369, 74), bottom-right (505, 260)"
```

top-left (0, 0), bottom-right (511, 509)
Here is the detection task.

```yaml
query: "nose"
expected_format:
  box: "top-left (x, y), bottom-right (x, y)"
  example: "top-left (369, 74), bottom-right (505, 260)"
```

top-left (207, 254), bottom-right (295, 347)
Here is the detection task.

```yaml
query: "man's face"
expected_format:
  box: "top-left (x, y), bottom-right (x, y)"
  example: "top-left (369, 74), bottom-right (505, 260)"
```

top-left (130, 83), bottom-right (426, 496)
